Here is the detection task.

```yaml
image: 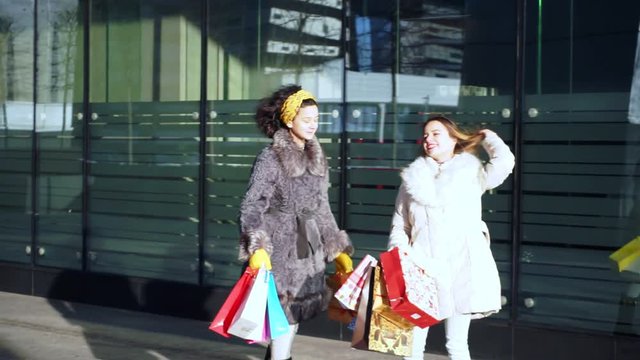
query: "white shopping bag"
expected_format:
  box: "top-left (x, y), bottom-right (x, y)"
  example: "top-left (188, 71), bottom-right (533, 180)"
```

top-left (228, 267), bottom-right (269, 341)
top-left (334, 254), bottom-right (378, 310)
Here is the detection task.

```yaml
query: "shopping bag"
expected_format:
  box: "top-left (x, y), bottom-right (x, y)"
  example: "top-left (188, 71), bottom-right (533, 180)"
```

top-left (208, 267), bottom-right (256, 337)
top-left (245, 313), bottom-right (270, 345)
top-left (610, 236), bottom-right (640, 273)
top-left (380, 247), bottom-right (440, 328)
top-left (351, 265), bottom-right (413, 357)
top-left (335, 254), bottom-right (378, 310)
top-left (351, 265), bottom-right (374, 350)
top-left (228, 266), bottom-right (270, 341)
top-left (326, 271), bottom-right (357, 324)
top-left (266, 271), bottom-right (290, 339)
top-left (367, 266), bottom-right (414, 356)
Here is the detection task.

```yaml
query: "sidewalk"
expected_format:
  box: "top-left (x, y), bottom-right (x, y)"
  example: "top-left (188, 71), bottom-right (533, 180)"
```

top-left (0, 291), bottom-right (447, 360)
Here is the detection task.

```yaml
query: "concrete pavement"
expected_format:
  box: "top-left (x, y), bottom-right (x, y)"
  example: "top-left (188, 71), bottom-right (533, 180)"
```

top-left (0, 291), bottom-right (448, 360)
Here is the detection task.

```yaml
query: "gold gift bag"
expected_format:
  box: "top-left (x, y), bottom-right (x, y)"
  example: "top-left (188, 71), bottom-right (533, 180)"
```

top-left (367, 266), bottom-right (414, 357)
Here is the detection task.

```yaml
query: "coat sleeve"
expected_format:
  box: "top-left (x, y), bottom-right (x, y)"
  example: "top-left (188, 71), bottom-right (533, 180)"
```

top-left (317, 173), bottom-right (353, 262)
top-left (388, 183), bottom-right (412, 250)
top-left (238, 149), bottom-right (277, 261)
top-left (481, 132), bottom-right (515, 190)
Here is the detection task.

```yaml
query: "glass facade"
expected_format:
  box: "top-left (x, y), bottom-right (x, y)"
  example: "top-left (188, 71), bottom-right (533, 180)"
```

top-left (0, 0), bottom-right (34, 265)
top-left (1, 0), bottom-right (640, 347)
top-left (519, 0), bottom-right (640, 334)
top-left (36, 0), bottom-right (84, 269)
top-left (86, 0), bottom-right (202, 283)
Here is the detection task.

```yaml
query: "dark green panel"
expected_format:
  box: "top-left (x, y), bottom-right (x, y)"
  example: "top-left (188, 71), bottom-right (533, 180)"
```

top-left (0, 242), bottom-right (30, 264)
top-left (524, 93), bottom-right (629, 113)
top-left (348, 233), bottom-right (389, 253)
top-left (34, 245), bottom-right (82, 270)
top-left (208, 181), bottom-right (248, 197)
top-left (523, 195), bottom-right (624, 217)
top-left (485, 222), bottom-right (512, 241)
top-left (524, 162), bottom-right (632, 176)
top-left (89, 253), bottom-right (198, 284)
top-left (483, 193), bottom-right (513, 211)
top-left (522, 224), bottom-right (620, 246)
top-left (523, 123), bottom-right (630, 142)
top-left (0, 159), bottom-right (33, 172)
top-left (90, 199), bottom-right (197, 218)
top-left (1, 194), bottom-right (31, 207)
top-left (348, 168), bottom-right (401, 186)
top-left (91, 101), bottom-right (200, 115)
top-left (207, 223), bottom-right (239, 239)
top-left (91, 228), bottom-right (196, 245)
top-left (90, 139), bottom-right (199, 154)
top-left (89, 123), bottom-right (198, 137)
top-left (347, 204), bottom-right (394, 216)
top-left (346, 213), bottom-right (391, 232)
top-left (206, 141), bottom-right (268, 156)
top-left (91, 177), bottom-right (197, 194)
top-left (523, 145), bottom-right (632, 163)
top-left (207, 204), bottom-right (240, 221)
top-left (91, 214), bottom-right (197, 234)
top-left (90, 163), bottom-right (198, 178)
top-left (348, 188), bottom-right (398, 205)
top-left (39, 161), bottom-right (82, 174)
top-left (205, 124), bottom-right (263, 137)
top-left (90, 236), bottom-right (198, 256)
top-left (523, 174), bottom-right (624, 194)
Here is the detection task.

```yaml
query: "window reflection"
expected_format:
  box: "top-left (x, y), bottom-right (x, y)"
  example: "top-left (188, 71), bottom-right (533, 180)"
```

top-left (35, 0), bottom-right (84, 269)
top-left (0, 1), bottom-right (34, 265)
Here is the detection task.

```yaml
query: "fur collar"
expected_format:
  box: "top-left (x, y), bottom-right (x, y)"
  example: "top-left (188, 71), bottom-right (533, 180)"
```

top-left (400, 152), bottom-right (483, 207)
top-left (272, 128), bottom-right (327, 177)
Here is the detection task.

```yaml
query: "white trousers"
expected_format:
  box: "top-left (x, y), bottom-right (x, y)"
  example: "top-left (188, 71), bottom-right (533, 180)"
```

top-left (270, 323), bottom-right (298, 360)
top-left (404, 314), bottom-right (472, 360)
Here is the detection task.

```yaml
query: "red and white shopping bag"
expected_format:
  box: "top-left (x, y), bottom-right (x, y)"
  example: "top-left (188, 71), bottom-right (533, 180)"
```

top-left (379, 247), bottom-right (440, 328)
top-left (209, 267), bottom-right (256, 337)
top-left (334, 254), bottom-right (378, 310)
top-left (228, 267), bottom-right (270, 341)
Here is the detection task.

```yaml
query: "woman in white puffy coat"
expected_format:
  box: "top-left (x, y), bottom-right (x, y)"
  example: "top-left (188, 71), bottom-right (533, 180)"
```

top-left (388, 116), bottom-right (515, 360)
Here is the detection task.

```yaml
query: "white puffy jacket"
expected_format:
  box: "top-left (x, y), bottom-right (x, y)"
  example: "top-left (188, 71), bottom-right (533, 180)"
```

top-left (388, 132), bottom-right (515, 319)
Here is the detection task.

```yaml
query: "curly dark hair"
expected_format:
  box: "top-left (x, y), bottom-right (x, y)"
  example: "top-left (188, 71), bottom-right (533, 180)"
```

top-left (255, 84), bottom-right (317, 138)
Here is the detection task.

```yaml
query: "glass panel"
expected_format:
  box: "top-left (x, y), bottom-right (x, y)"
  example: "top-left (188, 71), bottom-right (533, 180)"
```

top-left (35, 0), bottom-right (84, 269)
top-left (88, 0), bottom-right (201, 283)
top-left (344, 0), bottom-right (395, 272)
top-left (0, 1), bottom-right (35, 264)
top-left (346, 0), bottom-right (516, 324)
top-left (521, 0), bottom-right (640, 334)
top-left (204, 0), bottom-right (345, 286)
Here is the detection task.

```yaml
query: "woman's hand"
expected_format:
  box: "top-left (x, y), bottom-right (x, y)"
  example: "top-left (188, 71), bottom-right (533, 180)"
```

top-left (479, 129), bottom-right (497, 138)
top-left (249, 248), bottom-right (272, 270)
top-left (334, 252), bottom-right (353, 273)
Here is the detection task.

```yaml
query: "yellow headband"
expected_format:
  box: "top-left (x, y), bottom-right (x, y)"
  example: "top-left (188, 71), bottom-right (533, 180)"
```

top-left (280, 90), bottom-right (316, 126)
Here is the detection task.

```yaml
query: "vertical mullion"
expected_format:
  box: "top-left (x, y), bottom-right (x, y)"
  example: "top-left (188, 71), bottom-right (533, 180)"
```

top-left (338, 0), bottom-right (348, 228)
top-left (197, 0), bottom-right (209, 286)
top-left (31, 0), bottom-right (39, 277)
top-left (82, 0), bottom-right (91, 272)
top-left (510, 0), bottom-right (527, 351)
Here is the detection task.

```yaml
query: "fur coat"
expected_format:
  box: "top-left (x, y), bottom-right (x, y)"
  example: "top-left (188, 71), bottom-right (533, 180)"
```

top-left (388, 132), bottom-right (515, 320)
top-left (238, 129), bottom-right (353, 324)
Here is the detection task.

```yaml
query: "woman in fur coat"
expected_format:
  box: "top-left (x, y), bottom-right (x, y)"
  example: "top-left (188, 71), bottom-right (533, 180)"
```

top-left (388, 116), bottom-right (515, 360)
top-left (238, 85), bottom-right (354, 360)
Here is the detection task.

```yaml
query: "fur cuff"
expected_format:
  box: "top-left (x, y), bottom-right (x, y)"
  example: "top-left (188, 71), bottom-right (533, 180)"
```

top-left (238, 229), bottom-right (273, 261)
top-left (324, 230), bottom-right (353, 262)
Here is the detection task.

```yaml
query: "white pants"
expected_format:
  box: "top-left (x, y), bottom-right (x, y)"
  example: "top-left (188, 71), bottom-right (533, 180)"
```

top-left (270, 323), bottom-right (298, 360)
top-left (404, 314), bottom-right (472, 360)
